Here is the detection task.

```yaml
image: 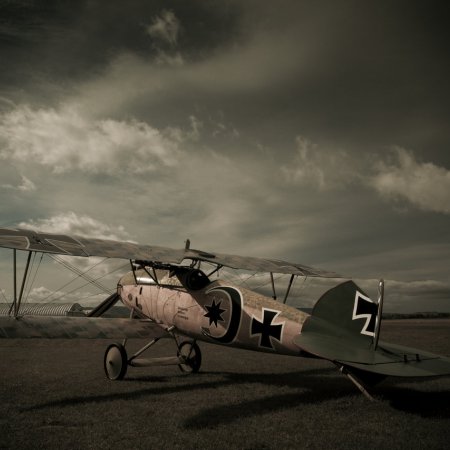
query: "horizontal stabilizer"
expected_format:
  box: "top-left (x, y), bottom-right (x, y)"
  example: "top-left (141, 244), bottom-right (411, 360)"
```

top-left (0, 316), bottom-right (170, 339)
top-left (294, 332), bottom-right (450, 377)
top-left (295, 280), bottom-right (450, 378)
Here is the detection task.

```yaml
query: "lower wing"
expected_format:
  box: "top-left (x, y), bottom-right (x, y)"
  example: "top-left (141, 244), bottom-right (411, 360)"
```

top-left (0, 316), bottom-right (170, 339)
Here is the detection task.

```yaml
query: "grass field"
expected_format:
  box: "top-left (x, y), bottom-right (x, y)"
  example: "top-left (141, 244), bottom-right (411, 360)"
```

top-left (1, 319), bottom-right (449, 449)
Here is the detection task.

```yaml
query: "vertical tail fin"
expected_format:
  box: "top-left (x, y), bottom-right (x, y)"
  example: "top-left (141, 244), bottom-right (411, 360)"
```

top-left (294, 280), bottom-right (450, 380)
top-left (304, 280), bottom-right (379, 347)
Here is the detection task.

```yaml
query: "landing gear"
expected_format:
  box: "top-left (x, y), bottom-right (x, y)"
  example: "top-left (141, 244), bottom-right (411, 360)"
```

top-left (104, 343), bottom-right (128, 380)
top-left (103, 337), bottom-right (202, 380)
top-left (178, 341), bottom-right (202, 373)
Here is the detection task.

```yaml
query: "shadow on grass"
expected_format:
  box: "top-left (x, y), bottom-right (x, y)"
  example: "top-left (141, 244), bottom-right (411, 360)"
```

top-left (379, 386), bottom-right (450, 418)
top-left (183, 376), bottom-right (450, 429)
top-left (22, 366), bottom-right (450, 424)
top-left (22, 367), bottom-right (342, 413)
top-left (182, 374), bottom-right (355, 429)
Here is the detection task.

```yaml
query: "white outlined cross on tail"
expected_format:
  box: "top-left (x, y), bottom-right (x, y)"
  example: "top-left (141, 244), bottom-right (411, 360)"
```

top-left (352, 291), bottom-right (378, 336)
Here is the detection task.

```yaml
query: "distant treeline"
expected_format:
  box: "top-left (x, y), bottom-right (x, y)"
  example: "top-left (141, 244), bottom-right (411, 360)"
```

top-left (297, 308), bottom-right (450, 320)
top-left (382, 312), bottom-right (450, 320)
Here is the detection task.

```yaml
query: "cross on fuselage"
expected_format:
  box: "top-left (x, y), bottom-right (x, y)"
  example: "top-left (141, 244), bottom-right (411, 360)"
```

top-left (251, 308), bottom-right (283, 349)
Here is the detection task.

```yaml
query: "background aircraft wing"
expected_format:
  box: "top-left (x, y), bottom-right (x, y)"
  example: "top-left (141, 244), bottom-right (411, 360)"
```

top-left (0, 316), bottom-right (170, 339)
top-left (0, 227), bottom-right (338, 277)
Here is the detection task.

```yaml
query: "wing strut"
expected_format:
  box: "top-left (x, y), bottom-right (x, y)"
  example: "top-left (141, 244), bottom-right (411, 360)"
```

top-left (270, 272), bottom-right (277, 300)
top-left (10, 250), bottom-right (33, 317)
top-left (11, 249), bottom-right (17, 315)
top-left (283, 274), bottom-right (295, 304)
top-left (130, 260), bottom-right (138, 284)
top-left (373, 279), bottom-right (384, 350)
top-left (206, 264), bottom-right (223, 278)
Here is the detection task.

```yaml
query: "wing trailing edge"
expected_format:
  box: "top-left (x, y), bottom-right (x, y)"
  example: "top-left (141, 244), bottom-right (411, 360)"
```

top-left (0, 227), bottom-right (339, 277)
top-left (0, 316), bottom-right (170, 339)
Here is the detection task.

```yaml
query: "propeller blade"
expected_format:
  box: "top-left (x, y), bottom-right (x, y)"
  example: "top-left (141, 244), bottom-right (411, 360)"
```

top-left (87, 292), bottom-right (121, 317)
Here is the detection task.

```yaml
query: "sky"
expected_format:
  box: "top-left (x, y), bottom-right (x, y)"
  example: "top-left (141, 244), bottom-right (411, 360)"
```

top-left (0, 0), bottom-right (449, 312)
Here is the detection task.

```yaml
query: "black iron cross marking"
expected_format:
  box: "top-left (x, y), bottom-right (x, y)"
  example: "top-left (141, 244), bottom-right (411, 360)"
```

top-left (352, 291), bottom-right (378, 336)
top-left (251, 308), bottom-right (284, 349)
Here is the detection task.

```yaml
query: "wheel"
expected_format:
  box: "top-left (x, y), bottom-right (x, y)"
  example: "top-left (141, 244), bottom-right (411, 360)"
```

top-left (104, 343), bottom-right (128, 380)
top-left (177, 341), bottom-right (202, 373)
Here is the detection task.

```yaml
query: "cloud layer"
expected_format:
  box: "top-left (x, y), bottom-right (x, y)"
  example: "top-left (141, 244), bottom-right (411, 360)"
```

top-left (0, 2), bottom-right (449, 312)
top-left (18, 211), bottom-right (132, 241)
top-left (0, 105), bottom-right (180, 174)
top-left (372, 147), bottom-right (450, 214)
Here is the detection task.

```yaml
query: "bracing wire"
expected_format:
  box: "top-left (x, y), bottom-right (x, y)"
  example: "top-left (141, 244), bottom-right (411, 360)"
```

top-left (0, 288), bottom-right (8, 303)
top-left (50, 255), bottom-right (111, 294)
top-left (1, 250), bottom-right (130, 316)
top-left (23, 256), bottom-right (129, 313)
top-left (218, 269), bottom-right (276, 293)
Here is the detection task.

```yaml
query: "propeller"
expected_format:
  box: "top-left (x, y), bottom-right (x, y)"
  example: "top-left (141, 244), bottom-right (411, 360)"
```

top-left (87, 292), bottom-right (121, 317)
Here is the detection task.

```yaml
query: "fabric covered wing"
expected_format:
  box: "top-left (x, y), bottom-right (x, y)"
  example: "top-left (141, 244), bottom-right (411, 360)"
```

top-left (0, 227), bottom-right (183, 262)
top-left (184, 248), bottom-right (338, 277)
top-left (0, 316), bottom-right (170, 339)
top-left (0, 227), bottom-right (338, 277)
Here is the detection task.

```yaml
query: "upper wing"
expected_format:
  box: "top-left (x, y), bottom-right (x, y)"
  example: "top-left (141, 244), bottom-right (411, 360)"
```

top-left (0, 227), bottom-right (338, 277)
top-left (0, 227), bottom-right (183, 262)
top-left (184, 248), bottom-right (338, 277)
top-left (0, 316), bottom-right (170, 339)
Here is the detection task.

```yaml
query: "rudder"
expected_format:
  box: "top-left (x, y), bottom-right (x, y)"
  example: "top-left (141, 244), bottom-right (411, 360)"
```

top-left (303, 280), bottom-right (379, 347)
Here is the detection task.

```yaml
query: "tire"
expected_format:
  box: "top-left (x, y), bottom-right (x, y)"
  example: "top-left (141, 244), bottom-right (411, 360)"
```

top-left (104, 343), bottom-right (128, 380)
top-left (177, 341), bottom-right (202, 373)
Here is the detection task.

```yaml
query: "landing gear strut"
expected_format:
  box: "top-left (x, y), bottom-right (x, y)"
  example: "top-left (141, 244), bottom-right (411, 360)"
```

top-left (103, 337), bottom-right (202, 380)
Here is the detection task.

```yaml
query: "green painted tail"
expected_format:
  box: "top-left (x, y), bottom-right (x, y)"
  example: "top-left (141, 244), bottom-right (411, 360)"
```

top-left (303, 280), bottom-right (379, 344)
top-left (294, 281), bottom-right (450, 378)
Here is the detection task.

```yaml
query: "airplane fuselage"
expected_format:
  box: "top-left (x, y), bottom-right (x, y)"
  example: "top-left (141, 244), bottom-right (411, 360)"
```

top-left (119, 269), bottom-right (309, 356)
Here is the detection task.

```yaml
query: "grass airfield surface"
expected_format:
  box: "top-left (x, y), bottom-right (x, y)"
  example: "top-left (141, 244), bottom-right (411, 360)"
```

top-left (1, 319), bottom-right (449, 450)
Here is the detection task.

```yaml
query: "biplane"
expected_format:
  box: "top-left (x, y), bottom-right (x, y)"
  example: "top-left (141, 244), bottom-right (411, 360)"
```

top-left (0, 226), bottom-right (449, 399)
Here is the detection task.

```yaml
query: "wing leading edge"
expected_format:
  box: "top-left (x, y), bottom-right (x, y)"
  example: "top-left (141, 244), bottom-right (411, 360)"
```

top-left (0, 316), bottom-right (170, 339)
top-left (0, 227), bottom-right (338, 277)
top-left (0, 227), bottom-right (182, 262)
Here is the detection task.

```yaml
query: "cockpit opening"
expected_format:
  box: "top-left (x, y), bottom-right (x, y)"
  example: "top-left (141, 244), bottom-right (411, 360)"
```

top-left (176, 268), bottom-right (211, 290)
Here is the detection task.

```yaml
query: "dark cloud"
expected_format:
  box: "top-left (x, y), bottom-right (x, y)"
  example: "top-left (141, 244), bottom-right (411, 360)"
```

top-left (0, 1), bottom-right (449, 312)
top-left (0, 0), bottom-right (241, 100)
